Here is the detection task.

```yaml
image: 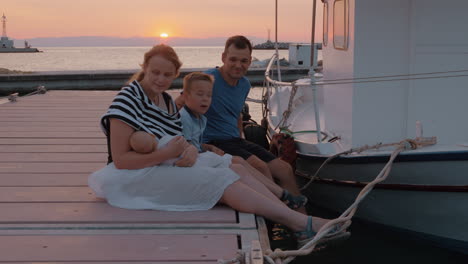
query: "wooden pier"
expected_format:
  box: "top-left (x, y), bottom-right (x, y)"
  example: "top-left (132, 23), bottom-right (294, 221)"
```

top-left (0, 91), bottom-right (264, 263)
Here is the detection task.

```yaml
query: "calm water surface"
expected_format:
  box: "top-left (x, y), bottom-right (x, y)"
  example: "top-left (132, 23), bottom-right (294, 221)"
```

top-left (0, 46), bottom-right (291, 72)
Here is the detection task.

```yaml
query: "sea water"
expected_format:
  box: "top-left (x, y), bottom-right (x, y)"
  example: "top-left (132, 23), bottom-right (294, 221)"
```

top-left (0, 46), bottom-right (292, 72)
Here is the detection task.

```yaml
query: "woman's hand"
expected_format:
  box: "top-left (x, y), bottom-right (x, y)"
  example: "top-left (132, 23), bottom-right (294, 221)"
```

top-left (175, 144), bottom-right (198, 167)
top-left (202, 143), bottom-right (225, 156)
top-left (166, 136), bottom-right (188, 158)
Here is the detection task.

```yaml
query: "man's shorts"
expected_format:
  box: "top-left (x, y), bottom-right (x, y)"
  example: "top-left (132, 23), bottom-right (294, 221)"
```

top-left (208, 138), bottom-right (277, 163)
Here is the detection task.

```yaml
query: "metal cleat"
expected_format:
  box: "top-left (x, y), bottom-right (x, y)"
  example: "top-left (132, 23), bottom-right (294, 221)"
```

top-left (8, 93), bottom-right (18, 102)
top-left (37, 85), bottom-right (47, 94)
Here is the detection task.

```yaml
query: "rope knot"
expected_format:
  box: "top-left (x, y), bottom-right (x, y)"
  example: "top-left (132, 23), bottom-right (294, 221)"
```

top-left (401, 139), bottom-right (417, 150)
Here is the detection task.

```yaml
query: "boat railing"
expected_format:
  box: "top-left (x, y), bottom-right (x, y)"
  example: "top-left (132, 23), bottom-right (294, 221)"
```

top-left (264, 52), bottom-right (323, 143)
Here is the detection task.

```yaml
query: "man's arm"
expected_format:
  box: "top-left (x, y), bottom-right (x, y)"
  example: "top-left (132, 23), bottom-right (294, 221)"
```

top-left (237, 114), bottom-right (244, 139)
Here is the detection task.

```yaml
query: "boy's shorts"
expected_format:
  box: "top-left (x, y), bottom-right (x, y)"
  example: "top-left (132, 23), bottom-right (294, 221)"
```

top-left (208, 138), bottom-right (277, 163)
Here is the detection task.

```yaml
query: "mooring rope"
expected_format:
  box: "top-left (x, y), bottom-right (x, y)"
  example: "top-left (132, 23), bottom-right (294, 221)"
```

top-left (218, 250), bottom-right (245, 264)
top-left (273, 82), bottom-right (299, 131)
top-left (3, 85), bottom-right (47, 103)
top-left (262, 136), bottom-right (437, 264)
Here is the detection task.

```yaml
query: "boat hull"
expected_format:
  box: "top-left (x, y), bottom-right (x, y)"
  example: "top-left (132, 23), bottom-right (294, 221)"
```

top-left (296, 152), bottom-right (468, 254)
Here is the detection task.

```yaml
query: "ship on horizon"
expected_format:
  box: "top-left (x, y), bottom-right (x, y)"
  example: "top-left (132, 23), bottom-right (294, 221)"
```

top-left (0, 13), bottom-right (40, 53)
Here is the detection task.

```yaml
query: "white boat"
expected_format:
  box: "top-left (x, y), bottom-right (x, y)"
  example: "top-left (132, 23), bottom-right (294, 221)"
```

top-left (261, 0), bottom-right (468, 254)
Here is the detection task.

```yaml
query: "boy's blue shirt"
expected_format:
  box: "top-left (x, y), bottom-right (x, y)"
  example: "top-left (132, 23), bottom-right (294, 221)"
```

top-left (179, 105), bottom-right (207, 152)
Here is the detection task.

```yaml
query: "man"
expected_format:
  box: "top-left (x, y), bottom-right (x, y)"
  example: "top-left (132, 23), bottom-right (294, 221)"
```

top-left (202, 35), bottom-right (306, 212)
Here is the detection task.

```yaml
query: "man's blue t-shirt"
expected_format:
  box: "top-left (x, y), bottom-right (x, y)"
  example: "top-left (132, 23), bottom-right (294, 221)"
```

top-left (203, 68), bottom-right (251, 142)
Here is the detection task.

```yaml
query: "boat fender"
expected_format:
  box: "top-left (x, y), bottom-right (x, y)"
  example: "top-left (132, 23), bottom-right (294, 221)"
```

top-left (269, 133), bottom-right (297, 169)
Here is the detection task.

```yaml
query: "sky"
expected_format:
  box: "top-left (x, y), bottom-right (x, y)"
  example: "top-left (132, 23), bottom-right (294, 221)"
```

top-left (2, 0), bottom-right (323, 43)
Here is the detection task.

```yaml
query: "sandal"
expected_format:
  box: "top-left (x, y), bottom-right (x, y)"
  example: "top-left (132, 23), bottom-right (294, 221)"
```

top-left (281, 190), bottom-right (308, 210)
top-left (294, 216), bottom-right (351, 249)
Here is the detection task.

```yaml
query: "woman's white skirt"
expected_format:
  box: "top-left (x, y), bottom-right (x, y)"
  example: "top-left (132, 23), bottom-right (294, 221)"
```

top-left (88, 159), bottom-right (239, 211)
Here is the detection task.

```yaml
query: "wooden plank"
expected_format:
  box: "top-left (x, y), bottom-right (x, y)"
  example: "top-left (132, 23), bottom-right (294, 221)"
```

top-left (0, 138), bottom-right (106, 145)
top-left (0, 187), bottom-right (100, 202)
top-left (0, 203), bottom-right (237, 223)
top-left (0, 106), bottom-right (108, 110)
top-left (0, 162), bottom-right (103, 173)
top-left (0, 117), bottom-right (99, 122)
top-left (0, 234), bottom-right (238, 262)
top-left (0, 153), bottom-right (106, 162)
top-left (0, 126), bottom-right (101, 132)
top-left (0, 145), bottom-right (106, 153)
top-left (3, 104), bottom-right (110, 108)
top-left (0, 112), bottom-right (106, 118)
top-left (38, 90), bottom-right (118, 96)
top-left (16, 97), bottom-right (114, 102)
top-left (256, 217), bottom-right (271, 253)
top-left (9, 100), bottom-right (113, 104)
top-left (0, 122), bottom-right (99, 127)
top-left (16, 94), bottom-right (114, 103)
top-left (250, 240), bottom-right (264, 264)
top-left (0, 131), bottom-right (104, 138)
top-left (0, 173), bottom-right (88, 186)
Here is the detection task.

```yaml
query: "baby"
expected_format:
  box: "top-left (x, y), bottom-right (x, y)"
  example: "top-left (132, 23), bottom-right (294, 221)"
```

top-left (129, 131), bottom-right (157, 154)
top-left (129, 131), bottom-right (230, 167)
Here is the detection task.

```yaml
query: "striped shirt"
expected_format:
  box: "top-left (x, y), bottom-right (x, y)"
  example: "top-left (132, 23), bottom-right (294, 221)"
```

top-left (101, 80), bottom-right (183, 140)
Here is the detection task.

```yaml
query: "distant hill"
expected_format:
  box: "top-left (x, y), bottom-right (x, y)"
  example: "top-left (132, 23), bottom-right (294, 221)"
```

top-left (13, 36), bottom-right (268, 47)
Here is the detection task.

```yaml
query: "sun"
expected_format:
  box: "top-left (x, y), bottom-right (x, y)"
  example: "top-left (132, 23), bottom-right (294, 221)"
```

top-left (160, 33), bottom-right (169, 38)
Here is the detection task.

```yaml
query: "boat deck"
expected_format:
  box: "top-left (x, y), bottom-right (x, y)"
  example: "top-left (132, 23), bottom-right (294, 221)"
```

top-left (0, 90), bottom-right (261, 263)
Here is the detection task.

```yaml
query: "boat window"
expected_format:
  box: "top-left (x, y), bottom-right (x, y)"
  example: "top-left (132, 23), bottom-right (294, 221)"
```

top-left (323, 2), bottom-right (328, 46)
top-left (333, 0), bottom-right (348, 50)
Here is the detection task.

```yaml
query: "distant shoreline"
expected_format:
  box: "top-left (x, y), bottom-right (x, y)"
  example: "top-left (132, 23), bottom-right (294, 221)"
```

top-left (0, 68), bottom-right (309, 96)
top-left (0, 68), bottom-right (33, 74)
top-left (253, 40), bottom-right (289, 50)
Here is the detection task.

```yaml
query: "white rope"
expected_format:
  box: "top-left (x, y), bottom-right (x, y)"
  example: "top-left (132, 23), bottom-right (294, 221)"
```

top-left (275, 82), bottom-right (299, 131)
top-left (3, 85), bottom-right (47, 103)
top-left (312, 68), bottom-right (468, 83)
top-left (217, 251), bottom-right (245, 264)
top-left (263, 137), bottom-right (437, 264)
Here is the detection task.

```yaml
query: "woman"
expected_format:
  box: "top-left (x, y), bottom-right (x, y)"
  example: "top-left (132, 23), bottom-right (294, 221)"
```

top-left (88, 44), bottom-right (346, 246)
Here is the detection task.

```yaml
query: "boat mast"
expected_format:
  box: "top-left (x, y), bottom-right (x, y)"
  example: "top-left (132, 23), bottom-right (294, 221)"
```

top-left (310, 0), bottom-right (317, 73)
top-left (310, 0), bottom-right (323, 142)
top-left (274, 0), bottom-right (282, 81)
top-left (1, 13), bottom-right (7, 37)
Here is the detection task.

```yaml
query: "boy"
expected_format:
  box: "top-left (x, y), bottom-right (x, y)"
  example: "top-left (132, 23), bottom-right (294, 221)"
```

top-left (179, 72), bottom-right (307, 209)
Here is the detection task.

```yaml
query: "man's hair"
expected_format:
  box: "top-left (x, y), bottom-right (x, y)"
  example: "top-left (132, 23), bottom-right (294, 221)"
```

top-left (183, 72), bottom-right (214, 94)
top-left (224, 35), bottom-right (252, 54)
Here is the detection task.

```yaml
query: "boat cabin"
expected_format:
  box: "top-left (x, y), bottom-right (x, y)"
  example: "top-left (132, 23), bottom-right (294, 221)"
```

top-left (320, 0), bottom-right (468, 149)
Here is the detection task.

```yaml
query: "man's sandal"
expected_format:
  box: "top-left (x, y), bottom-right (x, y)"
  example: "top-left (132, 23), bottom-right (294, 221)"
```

top-left (294, 216), bottom-right (351, 249)
top-left (281, 190), bottom-right (308, 210)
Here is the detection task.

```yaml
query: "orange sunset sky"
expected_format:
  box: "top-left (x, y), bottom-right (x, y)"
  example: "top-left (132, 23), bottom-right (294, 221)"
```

top-left (2, 0), bottom-right (323, 42)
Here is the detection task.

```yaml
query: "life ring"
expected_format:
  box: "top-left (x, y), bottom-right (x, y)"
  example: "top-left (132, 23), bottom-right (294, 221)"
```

top-left (269, 133), bottom-right (297, 169)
